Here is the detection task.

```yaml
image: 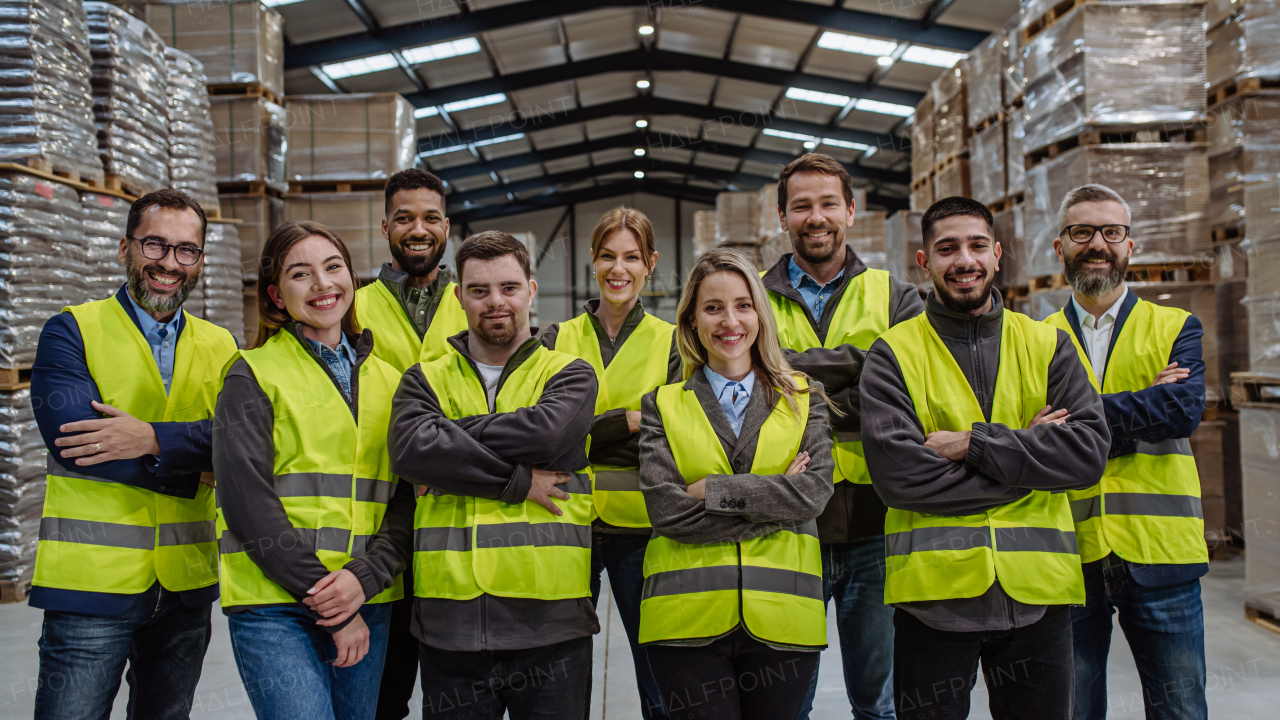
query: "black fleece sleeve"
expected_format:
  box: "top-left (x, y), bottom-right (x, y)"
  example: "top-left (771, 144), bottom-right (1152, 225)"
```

top-left (782, 345), bottom-right (864, 432)
top-left (1103, 316), bottom-right (1205, 454)
top-left (344, 479), bottom-right (415, 602)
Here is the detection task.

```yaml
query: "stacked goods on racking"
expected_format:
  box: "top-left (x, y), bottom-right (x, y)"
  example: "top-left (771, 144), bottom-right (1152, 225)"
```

top-left (80, 190), bottom-right (127, 302)
top-left (85, 2), bottom-right (170, 196)
top-left (202, 222), bottom-right (244, 344)
top-left (756, 184), bottom-right (782, 240)
top-left (886, 211), bottom-right (928, 291)
top-left (968, 122), bottom-right (1005, 206)
top-left (0, 0), bottom-right (102, 182)
top-left (220, 194), bottom-right (283, 281)
top-left (163, 48), bottom-right (217, 211)
top-left (847, 212), bottom-right (889, 272)
top-left (144, 1), bottom-right (284, 99)
top-left (1205, 1), bottom-right (1280, 103)
top-left (931, 60), bottom-right (971, 203)
top-left (211, 96), bottom-right (286, 192)
top-left (693, 210), bottom-right (716, 256)
top-left (284, 94), bottom-right (417, 185)
top-left (283, 192), bottom-right (390, 281)
top-left (910, 93), bottom-right (935, 211)
top-left (1242, 403), bottom-right (1280, 626)
top-left (1245, 188), bottom-right (1280, 377)
top-left (993, 205), bottom-right (1028, 313)
top-left (715, 191), bottom-right (757, 246)
top-left (0, 389), bottom-right (43, 599)
top-left (1006, 106), bottom-right (1027, 198)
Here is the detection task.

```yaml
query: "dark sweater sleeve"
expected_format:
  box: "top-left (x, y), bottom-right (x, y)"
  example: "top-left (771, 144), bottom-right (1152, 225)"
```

top-left (1103, 316), bottom-right (1205, 455)
top-left (344, 479), bottom-right (415, 602)
top-left (966, 330), bottom-right (1110, 491)
top-left (667, 329), bottom-right (683, 383)
top-left (213, 359), bottom-right (352, 633)
top-left (861, 339), bottom-right (1030, 516)
top-left (389, 364), bottom-right (532, 503)
top-left (782, 345), bottom-right (864, 433)
top-left (888, 276), bottom-right (927, 325)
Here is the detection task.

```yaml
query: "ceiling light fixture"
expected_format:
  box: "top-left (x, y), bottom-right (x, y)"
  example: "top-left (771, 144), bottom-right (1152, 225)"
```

top-left (817, 31), bottom-right (898, 58)
top-left (634, 148), bottom-right (646, 156)
top-left (853, 99), bottom-right (914, 117)
top-left (785, 87), bottom-right (851, 107)
top-left (877, 56), bottom-right (894, 67)
top-left (634, 171), bottom-right (645, 179)
top-left (401, 37), bottom-right (482, 64)
top-left (901, 46), bottom-right (966, 68)
top-left (441, 93), bottom-right (507, 113)
top-left (638, 25), bottom-right (654, 35)
top-left (636, 79), bottom-right (650, 89)
top-left (320, 54), bottom-right (398, 79)
top-left (635, 119), bottom-right (648, 128)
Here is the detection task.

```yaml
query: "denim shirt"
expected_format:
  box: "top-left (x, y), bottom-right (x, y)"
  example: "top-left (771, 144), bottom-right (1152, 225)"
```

top-left (787, 255), bottom-right (845, 319)
top-left (301, 333), bottom-right (358, 398)
top-left (703, 366), bottom-right (755, 437)
top-left (125, 288), bottom-right (184, 394)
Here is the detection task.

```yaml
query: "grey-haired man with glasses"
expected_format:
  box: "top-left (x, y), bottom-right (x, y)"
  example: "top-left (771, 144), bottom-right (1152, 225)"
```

top-left (1043, 184), bottom-right (1210, 720)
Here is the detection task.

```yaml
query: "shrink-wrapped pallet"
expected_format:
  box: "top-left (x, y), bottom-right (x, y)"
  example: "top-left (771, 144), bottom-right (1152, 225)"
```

top-left (967, 32), bottom-right (1004, 126)
top-left (1245, 177), bottom-right (1280, 240)
top-left (80, 191), bottom-right (127, 302)
top-left (1192, 419), bottom-right (1228, 542)
top-left (164, 48), bottom-right (217, 211)
top-left (1210, 149), bottom-right (1245, 229)
top-left (969, 121), bottom-right (1006, 206)
top-left (1020, 3), bottom-right (1206, 152)
top-left (0, 172), bottom-right (88, 366)
top-left (759, 232), bottom-right (788, 273)
top-left (211, 96), bottom-right (286, 191)
top-left (1023, 144), bottom-right (1211, 278)
top-left (910, 178), bottom-right (933, 213)
top-left (911, 94), bottom-right (935, 181)
top-left (145, 1), bottom-right (283, 98)
top-left (201, 223), bottom-right (243, 344)
top-left (1028, 287), bottom-right (1074, 322)
top-left (284, 192), bottom-right (388, 280)
top-left (931, 60), bottom-right (968, 108)
top-left (756, 184), bottom-right (781, 239)
top-left (1242, 404), bottom-right (1280, 617)
top-left (716, 192), bottom-right (757, 245)
top-left (994, 204), bottom-right (1027, 289)
top-left (1003, 13), bottom-right (1024, 105)
top-left (220, 194), bottom-right (283, 281)
top-left (0, 0), bottom-right (102, 182)
top-left (1208, 96), bottom-right (1280, 183)
top-left (934, 157), bottom-right (970, 200)
top-left (886, 211), bottom-right (928, 289)
top-left (285, 94), bottom-right (416, 183)
top-left (933, 94), bottom-right (969, 165)
top-left (1007, 107), bottom-right (1027, 196)
top-left (0, 389), bottom-right (43, 587)
top-left (1205, 3), bottom-right (1280, 88)
top-left (694, 210), bottom-right (716, 256)
top-left (1218, 280), bottom-right (1250, 400)
top-left (847, 211), bottom-right (887, 272)
top-left (1246, 234), bottom-right (1280, 375)
top-left (85, 2), bottom-right (169, 196)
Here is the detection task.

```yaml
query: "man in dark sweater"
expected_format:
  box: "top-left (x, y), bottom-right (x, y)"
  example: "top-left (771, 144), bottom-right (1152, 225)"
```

top-left (861, 197), bottom-right (1110, 719)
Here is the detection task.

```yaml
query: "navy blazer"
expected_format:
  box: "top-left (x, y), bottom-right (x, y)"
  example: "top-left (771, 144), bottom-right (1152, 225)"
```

top-left (29, 287), bottom-right (228, 614)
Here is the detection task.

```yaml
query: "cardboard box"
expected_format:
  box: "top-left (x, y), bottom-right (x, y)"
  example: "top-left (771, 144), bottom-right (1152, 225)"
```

top-left (911, 94), bottom-right (935, 182)
top-left (283, 192), bottom-right (389, 280)
top-left (694, 210), bottom-right (717, 256)
top-left (1242, 405), bottom-right (1280, 616)
top-left (969, 121), bottom-right (1006, 206)
top-left (210, 96), bottom-right (286, 189)
top-left (848, 211), bottom-right (887, 272)
top-left (887, 211), bottom-right (928, 290)
top-left (145, 1), bottom-right (284, 97)
top-left (716, 192), bottom-right (758, 245)
top-left (219, 194), bottom-right (284, 281)
top-left (284, 94), bottom-right (417, 182)
top-left (934, 157), bottom-right (971, 200)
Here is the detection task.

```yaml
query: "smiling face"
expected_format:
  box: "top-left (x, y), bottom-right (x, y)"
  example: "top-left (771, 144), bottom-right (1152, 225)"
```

top-left (1055, 200), bottom-right (1133, 298)
top-left (118, 206), bottom-right (204, 317)
top-left (919, 214), bottom-right (1002, 315)
top-left (593, 227), bottom-right (655, 307)
top-left (266, 235), bottom-right (355, 333)
top-left (693, 270), bottom-right (759, 374)
top-left (780, 171), bottom-right (855, 266)
top-left (383, 187), bottom-right (450, 278)
top-left (456, 253), bottom-right (537, 349)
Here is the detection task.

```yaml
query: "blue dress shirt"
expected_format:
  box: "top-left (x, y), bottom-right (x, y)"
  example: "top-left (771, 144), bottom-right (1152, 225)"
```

top-left (125, 290), bottom-right (183, 394)
top-left (703, 366), bottom-right (755, 437)
top-left (787, 255), bottom-right (845, 320)
top-left (301, 332), bottom-right (357, 399)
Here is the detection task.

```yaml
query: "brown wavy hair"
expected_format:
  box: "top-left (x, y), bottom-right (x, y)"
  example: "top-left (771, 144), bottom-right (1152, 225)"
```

top-left (590, 206), bottom-right (657, 272)
top-left (252, 220), bottom-right (361, 349)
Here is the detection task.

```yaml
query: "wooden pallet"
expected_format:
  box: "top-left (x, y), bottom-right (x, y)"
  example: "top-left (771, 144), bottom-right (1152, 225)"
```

top-left (1025, 126), bottom-right (1207, 170)
top-left (934, 152), bottom-right (969, 174)
top-left (1245, 605), bottom-right (1280, 637)
top-left (1208, 75), bottom-right (1280, 109)
top-left (0, 161), bottom-right (134, 201)
top-left (100, 173), bottom-right (157, 199)
top-left (1231, 373), bottom-right (1280, 405)
top-left (0, 365), bottom-right (32, 391)
top-left (1030, 262), bottom-right (1210, 293)
top-left (0, 579), bottom-right (28, 604)
top-left (287, 179), bottom-right (388, 195)
top-left (1213, 223), bottom-right (1245, 243)
top-left (1029, 273), bottom-right (1069, 291)
top-left (1020, 0), bottom-right (1094, 45)
top-left (207, 82), bottom-right (281, 106)
top-left (216, 181), bottom-right (282, 197)
top-left (1001, 284), bottom-right (1029, 299)
top-left (15, 155), bottom-right (107, 188)
top-left (910, 174), bottom-right (932, 193)
top-left (972, 112), bottom-right (1005, 134)
top-left (987, 193), bottom-right (1024, 214)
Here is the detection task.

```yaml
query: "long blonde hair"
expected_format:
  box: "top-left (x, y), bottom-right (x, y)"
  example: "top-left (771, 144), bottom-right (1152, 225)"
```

top-left (675, 249), bottom-right (816, 420)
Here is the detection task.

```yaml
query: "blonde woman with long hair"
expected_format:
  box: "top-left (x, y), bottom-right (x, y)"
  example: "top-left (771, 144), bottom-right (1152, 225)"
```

top-left (637, 249), bottom-right (835, 719)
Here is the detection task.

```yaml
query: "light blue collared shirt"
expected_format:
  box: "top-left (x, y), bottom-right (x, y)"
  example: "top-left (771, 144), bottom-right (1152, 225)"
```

top-left (787, 255), bottom-right (845, 320)
top-left (703, 366), bottom-right (755, 437)
top-left (302, 333), bottom-right (358, 399)
top-left (125, 289), bottom-right (183, 395)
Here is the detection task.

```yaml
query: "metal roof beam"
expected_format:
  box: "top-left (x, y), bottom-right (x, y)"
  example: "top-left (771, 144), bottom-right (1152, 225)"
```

top-left (447, 178), bottom-right (718, 223)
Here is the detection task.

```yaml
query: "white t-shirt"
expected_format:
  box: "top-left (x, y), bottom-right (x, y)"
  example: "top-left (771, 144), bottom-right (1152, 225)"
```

top-left (476, 361), bottom-right (503, 409)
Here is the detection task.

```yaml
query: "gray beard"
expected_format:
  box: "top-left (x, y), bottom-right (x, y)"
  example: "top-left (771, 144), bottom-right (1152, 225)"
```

top-left (1065, 255), bottom-right (1127, 298)
top-left (126, 259), bottom-right (197, 315)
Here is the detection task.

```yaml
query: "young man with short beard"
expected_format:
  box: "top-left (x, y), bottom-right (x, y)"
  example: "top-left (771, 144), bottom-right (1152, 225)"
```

top-left (29, 190), bottom-right (240, 720)
top-left (860, 197), bottom-right (1110, 719)
top-left (1043, 184), bottom-right (1210, 720)
top-left (759, 153), bottom-right (923, 720)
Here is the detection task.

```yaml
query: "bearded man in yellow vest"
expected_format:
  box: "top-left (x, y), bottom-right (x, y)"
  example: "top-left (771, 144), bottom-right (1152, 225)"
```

top-left (1043, 184), bottom-right (1210, 720)
top-left (861, 197), bottom-right (1109, 719)
top-left (389, 231), bottom-right (599, 720)
top-left (29, 190), bottom-right (239, 720)
top-left (760, 153), bottom-right (924, 720)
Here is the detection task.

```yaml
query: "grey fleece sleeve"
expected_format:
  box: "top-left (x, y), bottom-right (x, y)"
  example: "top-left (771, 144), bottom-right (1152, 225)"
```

top-left (389, 364), bottom-right (532, 503)
top-left (966, 329), bottom-right (1109, 492)
top-left (861, 340), bottom-right (1030, 516)
top-left (782, 345), bottom-right (864, 433)
top-left (702, 385), bottom-right (835, 524)
top-left (888, 275), bottom-right (926, 325)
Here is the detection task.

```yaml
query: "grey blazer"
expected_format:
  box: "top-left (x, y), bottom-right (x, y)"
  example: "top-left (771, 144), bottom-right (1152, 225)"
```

top-left (638, 369), bottom-right (835, 545)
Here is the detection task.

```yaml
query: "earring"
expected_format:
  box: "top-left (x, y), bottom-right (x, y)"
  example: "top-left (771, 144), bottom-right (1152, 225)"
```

top-left (645, 274), bottom-right (652, 281)
top-left (592, 272), bottom-right (597, 279)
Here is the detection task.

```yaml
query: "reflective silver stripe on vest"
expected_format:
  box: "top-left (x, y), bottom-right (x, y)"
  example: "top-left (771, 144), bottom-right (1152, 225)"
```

top-left (885, 526), bottom-right (992, 557)
top-left (275, 473), bottom-right (351, 498)
top-left (1134, 437), bottom-right (1194, 457)
top-left (642, 565), bottom-right (739, 600)
top-left (350, 535), bottom-right (372, 558)
top-left (790, 520), bottom-right (819, 539)
top-left (46, 455), bottom-right (118, 484)
top-left (562, 472), bottom-right (592, 495)
top-left (993, 527), bottom-right (1078, 554)
top-left (595, 470), bottom-right (641, 492)
top-left (354, 477), bottom-right (393, 504)
top-left (741, 566), bottom-right (824, 601)
top-left (474, 522), bottom-right (591, 549)
top-left (158, 521), bottom-right (217, 546)
top-left (1105, 493), bottom-right (1203, 519)
top-left (1071, 496), bottom-right (1102, 524)
top-left (834, 431), bottom-right (862, 444)
top-left (218, 527), bottom-right (351, 554)
top-left (40, 517), bottom-right (155, 550)
top-left (415, 527), bottom-right (472, 553)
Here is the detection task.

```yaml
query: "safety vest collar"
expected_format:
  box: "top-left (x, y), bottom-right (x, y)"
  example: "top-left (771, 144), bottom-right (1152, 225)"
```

top-left (444, 329), bottom-right (544, 397)
top-left (760, 243), bottom-right (870, 338)
top-left (374, 262), bottom-right (456, 331)
top-left (1060, 288), bottom-right (1139, 381)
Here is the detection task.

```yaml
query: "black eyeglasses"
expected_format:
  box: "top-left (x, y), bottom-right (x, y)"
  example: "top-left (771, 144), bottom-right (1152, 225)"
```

top-left (1060, 224), bottom-right (1130, 244)
top-left (128, 236), bottom-right (204, 266)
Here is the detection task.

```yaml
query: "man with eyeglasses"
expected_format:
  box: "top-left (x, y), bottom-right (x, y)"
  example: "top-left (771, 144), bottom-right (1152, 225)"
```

top-left (29, 189), bottom-right (239, 719)
top-left (1043, 184), bottom-right (1209, 720)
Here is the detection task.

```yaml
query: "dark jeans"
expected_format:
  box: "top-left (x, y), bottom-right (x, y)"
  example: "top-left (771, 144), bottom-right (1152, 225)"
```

top-left (1071, 554), bottom-right (1207, 720)
top-left (34, 582), bottom-right (211, 720)
top-left (228, 602), bottom-right (393, 720)
top-left (590, 530), bottom-right (668, 719)
top-left (648, 628), bottom-right (821, 720)
top-left (418, 636), bottom-right (593, 720)
top-left (893, 605), bottom-right (1074, 720)
top-left (798, 536), bottom-right (896, 720)
top-left (376, 566), bottom-right (418, 720)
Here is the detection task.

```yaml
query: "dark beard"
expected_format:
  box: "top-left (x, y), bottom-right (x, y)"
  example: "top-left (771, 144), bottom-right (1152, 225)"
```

top-left (1064, 246), bottom-right (1128, 298)
top-left (790, 224), bottom-right (843, 265)
top-left (125, 248), bottom-right (197, 315)
top-left (475, 317), bottom-right (520, 348)
top-left (933, 266), bottom-right (994, 314)
top-left (391, 235), bottom-right (446, 278)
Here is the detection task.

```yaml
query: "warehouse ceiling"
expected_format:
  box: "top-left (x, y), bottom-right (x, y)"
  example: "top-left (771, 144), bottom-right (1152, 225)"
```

top-left (276, 0), bottom-right (1017, 220)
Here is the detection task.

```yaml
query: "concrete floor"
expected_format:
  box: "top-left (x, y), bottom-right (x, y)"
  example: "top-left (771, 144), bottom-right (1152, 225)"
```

top-left (1, 558), bottom-right (1278, 719)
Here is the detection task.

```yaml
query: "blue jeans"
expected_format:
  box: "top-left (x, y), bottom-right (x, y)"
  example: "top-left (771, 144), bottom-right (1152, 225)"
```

top-left (34, 582), bottom-right (212, 720)
top-left (590, 530), bottom-right (669, 719)
top-left (798, 536), bottom-right (896, 720)
top-left (228, 602), bottom-right (393, 720)
top-left (1071, 554), bottom-right (1207, 720)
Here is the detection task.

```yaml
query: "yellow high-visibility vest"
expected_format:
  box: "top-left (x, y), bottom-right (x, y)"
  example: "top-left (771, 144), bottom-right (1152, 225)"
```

top-left (355, 278), bottom-right (468, 372)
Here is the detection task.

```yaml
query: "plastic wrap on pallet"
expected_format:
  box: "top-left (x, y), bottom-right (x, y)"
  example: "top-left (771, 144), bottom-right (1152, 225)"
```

top-left (911, 93), bottom-right (935, 181)
top-left (848, 212), bottom-right (887, 272)
top-left (1245, 177), bottom-right (1280, 241)
top-left (1210, 149), bottom-right (1245, 228)
top-left (886, 211), bottom-right (928, 289)
top-left (1017, 0), bottom-right (1199, 30)
top-left (931, 61), bottom-right (968, 107)
top-left (994, 204), bottom-right (1027, 289)
top-left (716, 192), bottom-right (757, 246)
top-left (1207, 0), bottom-right (1241, 27)
top-left (1207, 2), bottom-right (1280, 87)
top-left (759, 232), bottom-right (788, 272)
top-left (1023, 145), bottom-right (1211, 278)
top-left (1247, 234), bottom-right (1280, 375)
top-left (164, 48), bottom-right (217, 211)
top-left (80, 190), bottom-right (127, 302)
top-left (1003, 13), bottom-right (1025, 106)
top-left (0, 0), bottom-right (103, 182)
top-left (1208, 96), bottom-right (1280, 183)
top-left (934, 158), bottom-right (971, 200)
top-left (910, 178), bottom-right (933, 213)
top-left (1130, 282), bottom-right (1222, 401)
top-left (211, 96), bottom-right (286, 191)
top-left (969, 122), bottom-right (1006, 206)
top-left (284, 94), bottom-right (416, 183)
top-left (1007, 106), bottom-right (1027, 196)
top-left (694, 210), bottom-right (716, 256)
top-left (0, 389), bottom-right (43, 584)
top-left (201, 223), bottom-right (244, 345)
top-left (284, 192), bottom-right (388, 280)
top-left (933, 95), bottom-right (969, 166)
top-left (144, 1), bottom-right (284, 98)
top-left (1242, 405), bottom-right (1280, 616)
top-left (1218, 279), bottom-right (1249, 400)
top-left (1028, 287), bottom-right (1074, 321)
top-left (220, 194), bottom-right (283, 282)
top-left (756, 184), bottom-right (781, 239)
top-left (0, 171), bottom-right (88, 366)
top-left (1207, 13), bottom-right (1246, 88)
top-left (968, 32), bottom-right (1004, 125)
top-left (1020, 3), bottom-right (1207, 153)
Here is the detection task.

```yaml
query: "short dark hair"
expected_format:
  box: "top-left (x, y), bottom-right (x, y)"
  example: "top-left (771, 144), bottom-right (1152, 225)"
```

top-left (777, 153), bottom-right (854, 213)
top-left (455, 231), bottom-right (532, 282)
top-left (385, 168), bottom-right (447, 215)
top-left (921, 196), bottom-right (994, 247)
top-left (127, 189), bottom-right (208, 245)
